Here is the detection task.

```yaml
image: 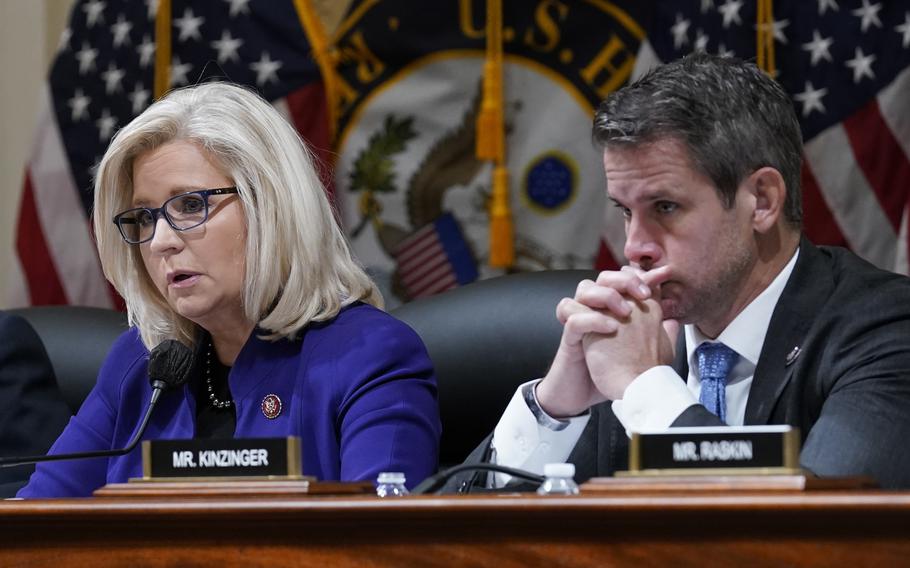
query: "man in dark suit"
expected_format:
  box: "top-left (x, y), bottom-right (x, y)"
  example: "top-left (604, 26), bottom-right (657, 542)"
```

top-left (453, 53), bottom-right (910, 491)
top-left (0, 311), bottom-right (71, 497)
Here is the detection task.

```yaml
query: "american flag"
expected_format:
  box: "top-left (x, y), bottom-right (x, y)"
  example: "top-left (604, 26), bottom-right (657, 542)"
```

top-left (9, 0), bottom-right (329, 307)
top-left (643, 0), bottom-right (910, 273)
top-left (16, 1), bottom-right (910, 308)
top-left (392, 213), bottom-right (478, 299)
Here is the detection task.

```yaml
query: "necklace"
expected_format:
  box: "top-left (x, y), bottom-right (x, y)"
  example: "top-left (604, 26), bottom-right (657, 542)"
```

top-left (205, 342), bottom-right (233, 409)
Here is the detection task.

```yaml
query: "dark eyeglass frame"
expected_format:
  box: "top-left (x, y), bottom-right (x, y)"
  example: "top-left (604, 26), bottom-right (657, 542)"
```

top-left (112, 187), bottom-right (239, 245)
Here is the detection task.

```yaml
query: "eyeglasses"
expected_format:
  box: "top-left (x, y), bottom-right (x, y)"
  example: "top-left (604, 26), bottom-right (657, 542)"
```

top-left (112, 187), bottom-right (239, 244)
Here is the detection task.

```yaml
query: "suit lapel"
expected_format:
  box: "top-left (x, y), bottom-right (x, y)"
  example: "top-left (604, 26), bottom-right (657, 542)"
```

top-left (744, 237), bottom-right (834, 424)
top-left (568, 405), bottom-right (605, 479)
top-left (672, 332), bottom-right (689, 377)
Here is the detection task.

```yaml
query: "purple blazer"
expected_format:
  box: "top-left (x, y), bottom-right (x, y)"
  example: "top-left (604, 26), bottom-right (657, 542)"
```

top-left (18, 304), bottom-right (441, 497)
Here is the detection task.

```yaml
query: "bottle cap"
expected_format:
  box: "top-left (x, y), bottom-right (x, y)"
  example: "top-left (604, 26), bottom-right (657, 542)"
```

top-left (543, 463), bottom-right (575, 478)
top-left (377, 471), bottom-right (406, 484)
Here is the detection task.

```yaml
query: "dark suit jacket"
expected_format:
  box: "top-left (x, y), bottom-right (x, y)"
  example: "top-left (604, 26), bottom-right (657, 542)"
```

top-left (451, 239), bottom-right (910, 491)
top-left (0, 311), bottom-right (71, 497)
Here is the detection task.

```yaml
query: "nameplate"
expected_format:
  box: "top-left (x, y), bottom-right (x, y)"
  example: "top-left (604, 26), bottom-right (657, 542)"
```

top-left (622, 425), bottom-right (801, 476)
top-left (141, 437), bottom-right (302, 480)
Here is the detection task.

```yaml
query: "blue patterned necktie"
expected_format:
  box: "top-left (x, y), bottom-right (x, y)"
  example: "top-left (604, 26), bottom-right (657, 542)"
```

top-left (695, 342), bottom-right (739, 424)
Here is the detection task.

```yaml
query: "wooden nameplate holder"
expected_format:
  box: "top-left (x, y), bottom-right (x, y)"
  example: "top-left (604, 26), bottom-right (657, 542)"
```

top-left (91, 436), bottom-right (375, 497)
top-left (94, 478), bottom-right (375, 498)
top-left (581, 425), bottom-right (878, 492)
top-left (581, 474), bottom-right (877, 493)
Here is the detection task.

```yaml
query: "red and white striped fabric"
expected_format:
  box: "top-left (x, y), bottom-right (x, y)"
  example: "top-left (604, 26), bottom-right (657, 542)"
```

top-left (10, 88), bottom-right (112, 308)
top-left (802, 64), bottom-right (910, 274)
top-left (395, 226), bottom-right (458, 298)
top-left (392, 213), bottom-right (478, 300)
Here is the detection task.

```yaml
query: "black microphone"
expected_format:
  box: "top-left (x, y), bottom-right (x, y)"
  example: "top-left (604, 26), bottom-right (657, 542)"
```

top-left (412, 463), bottom-right (546, 495)
top-left (0, 340), bottom-right (194, 469)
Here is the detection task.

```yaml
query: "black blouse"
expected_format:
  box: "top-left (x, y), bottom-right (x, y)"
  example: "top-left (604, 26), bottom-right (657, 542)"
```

top-left (192, 340), bottom-right (236, 439)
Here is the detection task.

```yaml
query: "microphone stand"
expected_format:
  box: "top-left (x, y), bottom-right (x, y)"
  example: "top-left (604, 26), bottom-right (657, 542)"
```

top-left (0, 382), bottom-right (168, 469)
top-left (412, 463), bottom-right (545, 495)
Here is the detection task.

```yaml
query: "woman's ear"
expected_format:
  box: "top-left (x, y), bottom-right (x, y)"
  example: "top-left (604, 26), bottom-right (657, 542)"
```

top-left (747, 167), bottom-right (787, 234)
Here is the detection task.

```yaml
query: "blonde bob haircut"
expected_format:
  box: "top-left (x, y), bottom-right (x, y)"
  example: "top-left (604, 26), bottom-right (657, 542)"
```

top-left (93, 81), bottom-right (381, 349)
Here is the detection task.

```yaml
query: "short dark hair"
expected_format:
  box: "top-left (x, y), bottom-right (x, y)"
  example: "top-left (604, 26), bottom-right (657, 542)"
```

top-left (593, 53), bottom-right (803, 228)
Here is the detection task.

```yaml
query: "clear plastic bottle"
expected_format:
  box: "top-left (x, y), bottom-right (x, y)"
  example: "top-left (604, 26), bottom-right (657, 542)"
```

top-left (376, 471), bottom-right (409, 497)
top-left (536, 463), bottom-right (580, 495)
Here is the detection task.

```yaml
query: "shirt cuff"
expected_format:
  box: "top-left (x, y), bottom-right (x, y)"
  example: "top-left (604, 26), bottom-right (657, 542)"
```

top-left (522, 379), bottom-right (575, 431)
top-left (490, 379), bottom-right (590, 486)
top-left (611, 365), bottom-right (697, 437)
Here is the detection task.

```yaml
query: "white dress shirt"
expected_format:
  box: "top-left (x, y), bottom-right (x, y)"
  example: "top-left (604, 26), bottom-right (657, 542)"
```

top-left (491, 250), bottom-right (799, 482)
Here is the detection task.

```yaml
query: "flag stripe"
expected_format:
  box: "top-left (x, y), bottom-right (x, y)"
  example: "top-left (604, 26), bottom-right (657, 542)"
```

top-left (841, 100), bottom-right (910, 232)
top-left (799, 163), bottom-right (849, 249)
top-left (420, 277), bottom-right (458, 297)
top-left (877, 65), bottom-right (910, 163)
top-left (411, 272), bottom-right (457, 298)
top-left (15, 173), bottom-right (68, 305)
top-left (401, 256), bottom-right (449, 287)
top-left (394, 222), bottom-right (436, 255)
top-left (877, 64), bottom-right (910, 272)
top-left (28, 88), bottom-right (112, 307)
top-left (804, 124), bottom-right (897, 268)
top-left (897, 206), bottom-right (909, 275)
top-left (397, 245), bottom-right (446, 278)
top-left (400, 253), bottom-right (448, 286)
top-left (406, 263), bottom-right (455, 293)
top-left (396, 237), bottom-right (444, 272)
top-left (283, 82), bottom-right (335, 202)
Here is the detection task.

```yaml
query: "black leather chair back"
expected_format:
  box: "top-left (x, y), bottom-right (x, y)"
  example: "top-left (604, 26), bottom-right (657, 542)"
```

top-left (391, 269), bottom-right (592, 466)
top-left (9, 306), bottom-right (128, 414)
top-left (9, 269), bottom-right (592, 467)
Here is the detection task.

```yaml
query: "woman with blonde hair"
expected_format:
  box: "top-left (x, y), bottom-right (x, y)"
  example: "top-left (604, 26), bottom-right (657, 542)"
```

top-left (19, 82), bottom-right (440, 497)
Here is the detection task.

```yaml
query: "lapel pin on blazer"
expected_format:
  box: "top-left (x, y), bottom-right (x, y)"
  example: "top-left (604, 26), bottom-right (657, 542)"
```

top-left (261, 394), bottom-right (282, 419)
top-left (785, 346), bottom-right (802, 367)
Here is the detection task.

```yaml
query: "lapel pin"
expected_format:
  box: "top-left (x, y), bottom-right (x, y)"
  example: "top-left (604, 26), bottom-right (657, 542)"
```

top-left (261, 394), bottom-right (282, 419)
top-left (785, 346), bottom-right (802, 367)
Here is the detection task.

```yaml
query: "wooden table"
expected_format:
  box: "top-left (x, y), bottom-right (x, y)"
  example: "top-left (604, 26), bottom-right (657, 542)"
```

top-left (3, 490), bottom-right (910, 567)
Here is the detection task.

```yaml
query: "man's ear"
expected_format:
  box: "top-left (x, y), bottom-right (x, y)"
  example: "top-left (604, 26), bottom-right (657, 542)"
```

top-left (746, 167), bottom-right (787, 233)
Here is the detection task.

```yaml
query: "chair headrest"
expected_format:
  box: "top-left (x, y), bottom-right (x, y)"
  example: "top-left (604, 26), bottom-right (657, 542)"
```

top-left (9, 306), bottom-right (128, 413)
top-left (392, 269), bottom-right (594, 465)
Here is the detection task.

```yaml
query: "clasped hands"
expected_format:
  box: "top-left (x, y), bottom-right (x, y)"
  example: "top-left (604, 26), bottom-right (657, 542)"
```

top-left (535, 266), bottom-right (680, 419)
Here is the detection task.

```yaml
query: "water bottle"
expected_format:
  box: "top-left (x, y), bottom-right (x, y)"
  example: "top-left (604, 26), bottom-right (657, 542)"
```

top-left (376, 471), bottom-right (409, 497)
top-left (536, 463), bottom-right (580, 495)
